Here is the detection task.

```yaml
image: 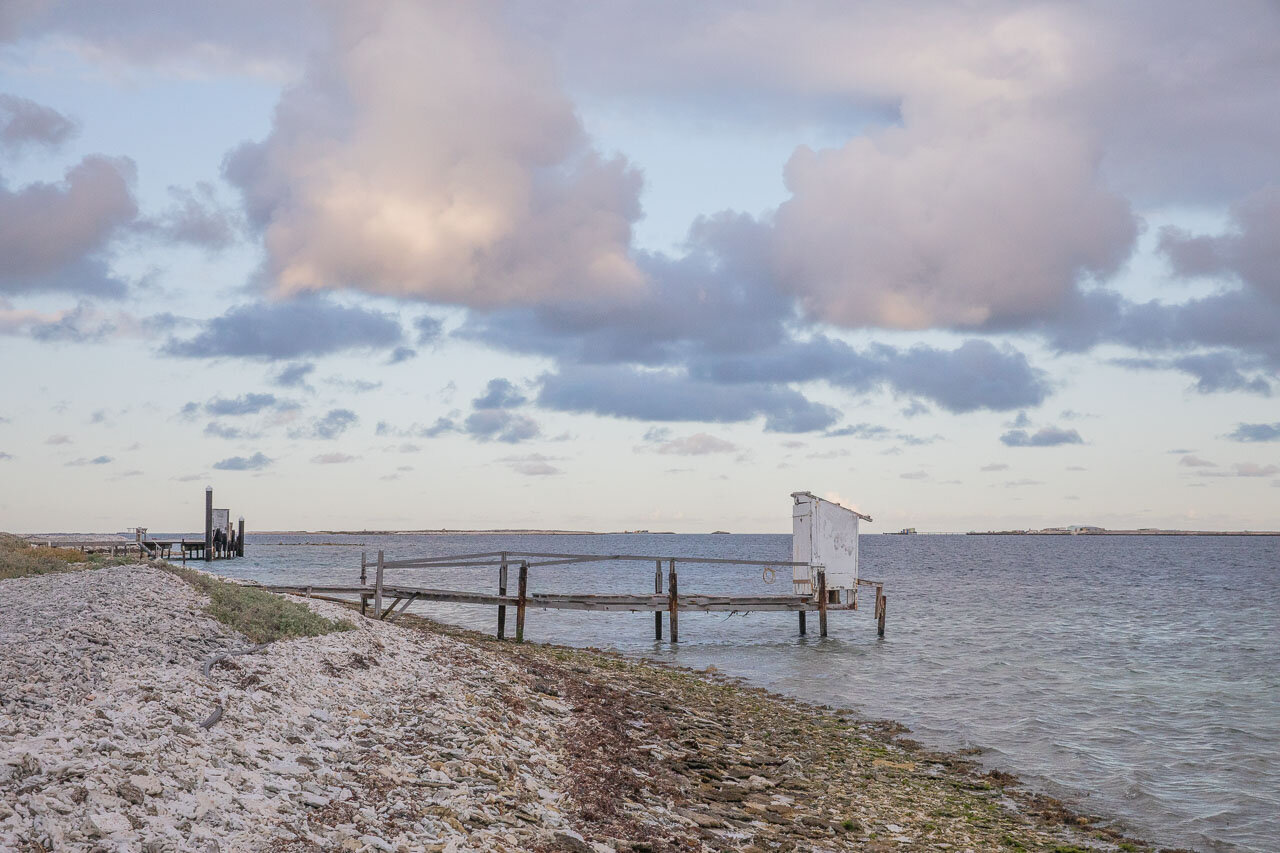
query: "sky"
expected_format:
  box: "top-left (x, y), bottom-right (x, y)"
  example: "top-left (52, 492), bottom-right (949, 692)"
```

top-left (1, 0), bottom-right (1278, 534)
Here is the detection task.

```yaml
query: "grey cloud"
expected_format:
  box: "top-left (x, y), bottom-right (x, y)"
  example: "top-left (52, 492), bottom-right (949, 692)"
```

top-left (0, 451), bottom-right (13, 460)
top-left (980, 463), bottom-right (1009, 472)
top-left (45, 434), bottom-right (72, 445)
top-left (312, 452), bottom-right (356, 464)
top-left (387, 346), bottom-right (416, 364)
top-left (1000, 427), bottom-right (1084, 447)
top-left (900, 471), bottom-right (928, 480)
top-left (1196, 462), bottom-right (1280, 478)
top-left (204, 422), bottom-right (245, 440)
top-left (205, 393), bottom-right (277, 416)
top-left (297, 409), bottom-right (357, 440)
top-left (1227, 422), bottom-right (1280, 443)
top-left (650, 433), bottom-right (737, 455)
top-left (0, 93), bottom-right (76, 152)
top-left (1110, 352), bottom-right (1271, 396)
top-left (502, 454), bottom-right (562, 476)
top-left (1179, 455), bottom-right (1216, 468)
top-left (67, 455), bottom-right (112, 466)
top-left (415, 316), bottom-right (443, 345)
top-left (473, 379), bottom-right (526, 410)
top-left (163, 297), bottom-right (403, 360)
top-left (0, 156), bottom-right (137, 296)
top-left (464, 410), bottom-right (540, 444)
top-left (139, 183), bottom-right (239, 250)
top-left (212, 452), bottom-right (272, 471)
top-left (271, 362), bottom-right (315, 389)
top-left (537, 365), bottom-right (838, 433)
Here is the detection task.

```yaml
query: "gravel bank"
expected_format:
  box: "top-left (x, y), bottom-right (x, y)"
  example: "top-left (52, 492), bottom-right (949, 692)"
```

top-left (1, 564), bottom-right (1157, 852)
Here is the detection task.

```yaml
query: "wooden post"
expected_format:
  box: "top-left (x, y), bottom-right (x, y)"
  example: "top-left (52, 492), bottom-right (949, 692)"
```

top-left (798, 610), bottom-right (806, 636)
top-left (654, 560), bottom-right (663, 641)
top-left (817, 569), bottom-right (828, 637)
top-left (373, 550), bottom-right (384, 619)
top-left (667, 559), bottom-right (679, 643)
top-left (515, 562), bottom-right (528, 642)
top-left (878, 591), bottom-right (887, 638)
top-left (237, 517), bottom-right (245, 557)
top-left (498, 558), bottom-right (509, 639)
top-left (360, 551), bottom-right (367, 585)
top-left (360, 593), bottom-right (368, 617)
top-left (204, 486), bottom-right (213, 562)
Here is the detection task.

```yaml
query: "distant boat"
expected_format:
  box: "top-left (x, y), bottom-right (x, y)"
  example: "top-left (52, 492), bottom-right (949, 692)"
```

top-left (891, 527), bottom-right (918, 535)
top-left (711, 530), bottom-right (730, 534)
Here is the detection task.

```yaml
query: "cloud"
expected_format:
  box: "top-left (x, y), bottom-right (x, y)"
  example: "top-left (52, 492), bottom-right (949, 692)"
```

top-left (1000, 426), bottom-right (1084, 447)
top-left (649, 433), bottom-right (738, 455)
top-left (502, 453), bottom-right (562, 476)
top-left (414, 316), bottom-right (443, 345)
top-left (311, 452), bottom-right (356, 464)
top-left (204, 392), bottom-right (277, 416)
top-left (980, 463), bottom-right (1009, 472)
top-left (464, 410), bottom-right (540, 444)
top-left (0, 451), bottom-right (13, 460)
top-left (203, 422), bottom-right (245, 440)
top-left (899, 470), bottom-right (928, 480)
top-left (223, 2), bottom-right (643, 308)
top-left (164, 296), bottom-right (403, 360)
top-left (212, 452), bottom-right (272, 471)
top-left (538, 364), bottom-right (839, 433)
top-left (386, 346), bottom-right (416, 364)
top-left (138, 182), bottom-right (240, 250)
top-left (473, 378), bottom-right (526, 410)
top-left (1227, 422), bottom-right (1280, 443)
top-left (0, 93), bottom-right (76, 153)
top-left (1196, 462), bottom-right (1280, 479)
top-left (0, 156), bottom-right (137, 296)
top-left (270, 361), bottom-right (315, 389)
top-left (1179, 455), bottom-right (1217, 468)
top-left (45, 434), bottom-right (72, 445)
top-left (296, 408), bottom-right (357, 440)
top-left (67, 455), bottom-right (112, 466)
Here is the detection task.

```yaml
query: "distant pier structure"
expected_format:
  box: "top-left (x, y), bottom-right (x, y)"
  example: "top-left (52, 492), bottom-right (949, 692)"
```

top-left (269, 491), bottom-right (888, 643)
top-left (135, 486), bottom-right (246, 562)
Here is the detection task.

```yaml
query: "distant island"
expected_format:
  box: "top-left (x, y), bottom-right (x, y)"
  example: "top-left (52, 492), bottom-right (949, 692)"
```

top-left (968, 526), bottom-right (1280, 536)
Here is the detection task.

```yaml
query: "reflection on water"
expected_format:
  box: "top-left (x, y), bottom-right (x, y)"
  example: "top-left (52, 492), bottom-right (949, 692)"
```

top-left (206, 532), bottom-right (1279, 853)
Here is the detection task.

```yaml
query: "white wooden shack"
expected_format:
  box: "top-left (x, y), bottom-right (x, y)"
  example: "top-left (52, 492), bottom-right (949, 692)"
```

top-left (791, 491), bottom-right (873, 602)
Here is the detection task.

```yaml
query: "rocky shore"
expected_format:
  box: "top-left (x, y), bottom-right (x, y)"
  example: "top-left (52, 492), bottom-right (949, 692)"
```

top-left (1, 563), bottom-right (1162, 852)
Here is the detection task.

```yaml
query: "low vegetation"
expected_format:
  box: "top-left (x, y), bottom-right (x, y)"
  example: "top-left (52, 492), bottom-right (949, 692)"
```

top-left (163, 564), bottom-right (354, 643)
top-left (0, 533), bottom-right (133, 580)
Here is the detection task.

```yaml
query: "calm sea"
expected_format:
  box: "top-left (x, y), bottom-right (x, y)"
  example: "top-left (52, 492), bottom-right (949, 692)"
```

top-left (206, 532), bottom-right (1279, 853)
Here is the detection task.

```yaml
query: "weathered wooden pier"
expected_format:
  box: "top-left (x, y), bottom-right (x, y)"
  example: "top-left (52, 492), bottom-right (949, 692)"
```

top-left (269, 493), bottom-right (888, 643)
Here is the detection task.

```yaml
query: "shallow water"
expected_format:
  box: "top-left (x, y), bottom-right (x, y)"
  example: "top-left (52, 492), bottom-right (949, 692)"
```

top-left (206, 532), bottom-right (1279, 852)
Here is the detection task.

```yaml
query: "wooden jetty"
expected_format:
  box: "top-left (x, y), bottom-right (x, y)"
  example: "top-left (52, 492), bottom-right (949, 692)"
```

top-left (269, 548), bottom-right (887, 643)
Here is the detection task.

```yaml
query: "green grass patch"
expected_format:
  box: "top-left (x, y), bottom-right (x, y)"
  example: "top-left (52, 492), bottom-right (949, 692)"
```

top-left (163, 564), bottom-right (354, 643)
top-left (0, 532), bottom-right (134, 580)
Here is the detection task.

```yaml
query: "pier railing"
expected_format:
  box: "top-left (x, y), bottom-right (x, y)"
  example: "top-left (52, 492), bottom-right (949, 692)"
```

top-left (268, 549), bottom-right (886, 643)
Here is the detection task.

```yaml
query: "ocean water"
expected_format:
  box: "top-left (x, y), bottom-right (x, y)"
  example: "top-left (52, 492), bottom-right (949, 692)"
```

top-left (208, 532), bottom-right (1280, 853)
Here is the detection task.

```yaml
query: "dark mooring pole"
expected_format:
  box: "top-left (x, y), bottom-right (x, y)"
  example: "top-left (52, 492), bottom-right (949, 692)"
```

top-left (817, 569), bottom-right (828, 637)
top-left (497, 556), bottom-right (508, 639)
top-left (878, 591), bottom-right (887, 638)
top-left (237, 516), bottom-right (245, 557)
top-left (204, 486), bottom-right (213, 563)
top-left (515, 561), bottom-right (528, 643)
top-left (667, 559), bottom-right (679, 643)
top-left (654, 559), bottom-right (663, 641)
top-left (799, 609), bottom-right (806, 636)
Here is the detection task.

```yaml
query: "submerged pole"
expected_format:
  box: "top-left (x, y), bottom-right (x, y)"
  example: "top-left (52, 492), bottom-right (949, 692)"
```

top-left (878, 591), bottom-right (887, 638)
top-left (204, 486), bottom-right (213, 563)
top-left (798, 609), bottom-right (806, 636)
top-left (498, 557), bottom-right (508, 639)
top-left (237, 516), bottom-right (245, 557)
top-left (817, 569), bottom-right (828, 637)
top-left (360, 551), bottom-right (367, 585)
top-left (515, 562), bottom-right (528, 642)
top-left (374, 550), bottom-right (384, 619)
top-left (667, 559), bottom-right (679, 643)
top-left (654, 559), bottom-right (663, 641)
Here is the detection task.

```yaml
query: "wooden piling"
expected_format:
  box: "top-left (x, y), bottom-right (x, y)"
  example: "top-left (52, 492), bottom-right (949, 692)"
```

top-left (798, 610), bottom-right (806, 636)
top-left (204, 487), bottom-right (213, 563)
top-left (654, 560), bottom-right (663, 641)
top-left (373, 550), bottom-right (384, 619)
top-left (237, 517), bottom-right (245, 557)
top-left (498, 558), bottom-right (509, 639)
top-left (515, 562), bottom-right (528, 642)
top-left (360, 551), bottom-right (367, 585)
top-left (667, 559), bottom-right (679, 643)
top-left (817, 570), bottom-right (828, 637)
top-left (877, 591), bottom-right (887, 637)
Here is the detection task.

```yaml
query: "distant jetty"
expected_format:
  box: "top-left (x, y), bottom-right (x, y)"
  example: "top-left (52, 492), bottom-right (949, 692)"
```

top-left (968, 527), bottom-right (1280, 536)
